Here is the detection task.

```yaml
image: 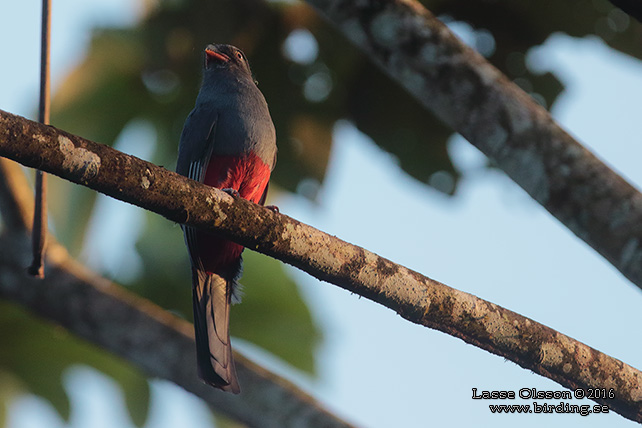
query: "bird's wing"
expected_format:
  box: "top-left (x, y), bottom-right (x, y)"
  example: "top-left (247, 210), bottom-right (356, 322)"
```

top-left (176, 106), bottom-right (219, 270)
top-left (176, 106), bottom-right (218, 182)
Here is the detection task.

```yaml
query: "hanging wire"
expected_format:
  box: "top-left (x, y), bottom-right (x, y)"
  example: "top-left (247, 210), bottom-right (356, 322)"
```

top-left (29, 0), bottom-right (51, 278)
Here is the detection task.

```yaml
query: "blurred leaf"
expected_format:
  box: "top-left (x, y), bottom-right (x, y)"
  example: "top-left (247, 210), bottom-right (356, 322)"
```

top-left (47, 180), bottom-right (96, 257)
top-left (49, 33), bottom-right (149, 254)
top-left (347, 64), bottom-right (455, 191)
top-left (232, 251), bottom-right (320, 373)
top-left (0, 301), bottom-right (150, 426)
top-left (131, 213), bottom-right (193, 318)
top-left (0, 371), bottom-right (23, 428)
top-left (52, 31), bottom-right (147, 145)
top-left (215, 412), bottom-right (247, 428)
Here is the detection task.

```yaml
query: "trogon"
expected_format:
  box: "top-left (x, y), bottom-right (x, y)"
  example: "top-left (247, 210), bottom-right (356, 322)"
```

top-left (176, 44), bottom-right (277, 393)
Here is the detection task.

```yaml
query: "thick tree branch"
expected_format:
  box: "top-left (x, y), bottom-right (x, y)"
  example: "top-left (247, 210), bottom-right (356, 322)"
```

top-left (1, 111), bottom-right (642, 422)
top-left (0, 158), bottom-right (353, 428)
top-left (302, 0), bottom-right (642, 292)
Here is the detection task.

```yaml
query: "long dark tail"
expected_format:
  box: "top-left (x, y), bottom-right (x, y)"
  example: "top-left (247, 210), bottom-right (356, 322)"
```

top-left (191, 267), bottom-right (240, 394)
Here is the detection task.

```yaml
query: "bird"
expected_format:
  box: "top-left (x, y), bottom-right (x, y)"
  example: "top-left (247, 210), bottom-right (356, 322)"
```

top-left (176, 43), bottom-right (277, 393)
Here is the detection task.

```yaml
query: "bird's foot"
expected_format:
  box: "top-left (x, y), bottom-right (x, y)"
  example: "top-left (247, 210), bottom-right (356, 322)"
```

top-left (222, 188), bottom-right (240, 198)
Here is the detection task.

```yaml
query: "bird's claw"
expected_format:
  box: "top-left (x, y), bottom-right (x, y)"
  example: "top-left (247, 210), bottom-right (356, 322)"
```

top-left (222, 188), bottom-right (240, 198)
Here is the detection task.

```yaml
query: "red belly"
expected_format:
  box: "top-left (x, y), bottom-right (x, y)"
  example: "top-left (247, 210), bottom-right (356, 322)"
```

top-left (197, 152), bottom-right (271, 273)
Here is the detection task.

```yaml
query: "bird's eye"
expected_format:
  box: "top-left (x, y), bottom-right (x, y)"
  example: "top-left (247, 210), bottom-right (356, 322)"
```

top-left (235, 51), bottom-right (244, 61)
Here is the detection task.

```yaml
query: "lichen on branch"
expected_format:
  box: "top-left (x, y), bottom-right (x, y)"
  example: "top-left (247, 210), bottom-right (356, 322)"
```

top-left (1, 109), bottom-right (642, 422)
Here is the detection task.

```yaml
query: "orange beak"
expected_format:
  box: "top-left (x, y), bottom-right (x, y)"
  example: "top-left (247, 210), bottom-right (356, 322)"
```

top-left (205, 48), bottom-right (230, 67)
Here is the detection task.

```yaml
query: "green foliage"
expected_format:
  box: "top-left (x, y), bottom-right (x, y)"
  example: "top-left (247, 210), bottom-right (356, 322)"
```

top-left (0, 301), bottom-right (149, 426)
top-left (232, 251), bottom-right (320, 373)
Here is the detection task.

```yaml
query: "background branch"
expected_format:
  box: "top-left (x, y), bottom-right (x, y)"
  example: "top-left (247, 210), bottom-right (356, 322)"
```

top-left (303, 0), bottom-right (642, 291)
top-left (1, 110), bottom-right (642, 422)
top-left (0, 158), bottom-right (354, 428)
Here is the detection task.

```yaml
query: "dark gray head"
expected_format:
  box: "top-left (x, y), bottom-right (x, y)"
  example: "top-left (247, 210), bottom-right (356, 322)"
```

top-left (203, 44), bottom-right (254, 81)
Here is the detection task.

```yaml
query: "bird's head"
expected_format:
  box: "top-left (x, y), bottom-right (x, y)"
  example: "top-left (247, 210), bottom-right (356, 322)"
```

top-left (203, 44), bottom-right (254, 80)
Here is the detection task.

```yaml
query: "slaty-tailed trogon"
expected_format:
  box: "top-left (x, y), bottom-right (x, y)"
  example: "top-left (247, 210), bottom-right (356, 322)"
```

top-left (176, 44), bottom-right (276, 393)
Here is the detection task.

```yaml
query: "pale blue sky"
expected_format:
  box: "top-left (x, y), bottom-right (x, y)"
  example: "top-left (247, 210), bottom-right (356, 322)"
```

top-left (2, 1), bottom-right (642, 427)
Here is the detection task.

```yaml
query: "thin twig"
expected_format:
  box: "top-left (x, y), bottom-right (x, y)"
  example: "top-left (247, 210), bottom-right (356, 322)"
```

top-left (29, 0), bottom-right (51, 278)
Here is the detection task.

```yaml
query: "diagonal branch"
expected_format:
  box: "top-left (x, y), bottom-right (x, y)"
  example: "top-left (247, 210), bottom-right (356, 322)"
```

top-left (302, 0), bottom-right (642, 292)
top-left (1, 110), bottom-right (642, 422)
top-left (0, 157), bottom-right (354, 428)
